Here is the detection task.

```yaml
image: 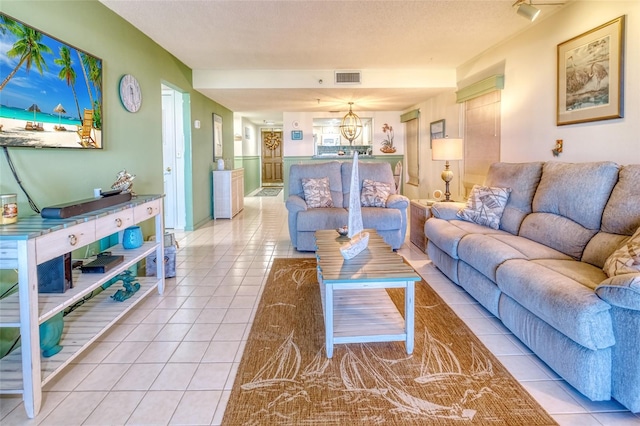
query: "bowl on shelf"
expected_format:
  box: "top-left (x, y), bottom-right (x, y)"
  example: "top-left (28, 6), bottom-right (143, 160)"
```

top-left (336, 225), bottom-right (349, 237)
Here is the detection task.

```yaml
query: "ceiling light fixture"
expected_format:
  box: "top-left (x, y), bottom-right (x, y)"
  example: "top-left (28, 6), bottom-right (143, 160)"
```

top-left (339, 102), bottom-right (362, 145)
top-left (514, 0), bottom-right (540, 21)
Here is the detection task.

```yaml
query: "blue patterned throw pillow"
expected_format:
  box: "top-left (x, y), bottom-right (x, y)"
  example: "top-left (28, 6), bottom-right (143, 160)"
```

top-left (360, 179), bottom-right (391, 207)
top-left (302, 177), bottom-right (334, 208)
top-left (456, 185), bottom-right (511, 229)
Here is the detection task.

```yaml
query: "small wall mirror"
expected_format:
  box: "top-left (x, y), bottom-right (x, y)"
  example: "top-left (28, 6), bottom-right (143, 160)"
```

top-left (312, 117), bottom-right (373, 156)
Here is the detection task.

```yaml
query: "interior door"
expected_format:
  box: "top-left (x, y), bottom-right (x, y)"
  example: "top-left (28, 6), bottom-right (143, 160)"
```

top-left (161, 85), bottom-right (187, 230)
top-left (261, 129), bottom-right (283, 186)
top-left (162, 92), bottom-right (177, 228)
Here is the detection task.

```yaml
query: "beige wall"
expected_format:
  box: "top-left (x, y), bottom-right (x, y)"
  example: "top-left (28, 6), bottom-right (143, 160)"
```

top-left (407, 1), bottom-right (640, 201)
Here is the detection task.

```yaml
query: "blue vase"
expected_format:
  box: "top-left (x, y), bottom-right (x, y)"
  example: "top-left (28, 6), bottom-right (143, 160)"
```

top-left (123, 226), bottom-right (143, 249)
top-left (40, 311), bottom-right (64, 358)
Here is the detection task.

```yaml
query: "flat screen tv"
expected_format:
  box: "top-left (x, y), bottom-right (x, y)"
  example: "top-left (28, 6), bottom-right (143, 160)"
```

top-left (0, 13), bottom-right (103, 149)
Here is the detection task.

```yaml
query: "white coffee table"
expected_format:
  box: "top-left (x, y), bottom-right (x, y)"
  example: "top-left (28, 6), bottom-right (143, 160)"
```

top-left (314, 229), bottom-right (421, 358)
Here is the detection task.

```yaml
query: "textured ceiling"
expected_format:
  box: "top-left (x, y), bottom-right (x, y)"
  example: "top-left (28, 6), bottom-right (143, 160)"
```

top-left (100, 0), bottom-right (568, 124)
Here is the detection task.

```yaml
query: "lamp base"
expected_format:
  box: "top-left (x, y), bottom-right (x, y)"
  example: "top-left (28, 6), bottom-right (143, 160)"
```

top-left (441, 162), bottom-right (454, 202)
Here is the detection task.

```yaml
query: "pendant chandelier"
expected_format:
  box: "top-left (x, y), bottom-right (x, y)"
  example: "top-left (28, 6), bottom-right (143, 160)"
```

top-left (340, 102), bottom-right (362, 145)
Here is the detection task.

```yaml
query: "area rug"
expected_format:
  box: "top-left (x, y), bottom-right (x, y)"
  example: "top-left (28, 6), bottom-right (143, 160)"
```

top-left (223, 258), bottom-right (558, 425)
top-left (253, 187), bottom-right (282, 197)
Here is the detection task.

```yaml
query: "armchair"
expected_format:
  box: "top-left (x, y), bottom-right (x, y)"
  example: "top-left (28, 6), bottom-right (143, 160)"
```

top-left (286, 160), bottom-right (409, 251)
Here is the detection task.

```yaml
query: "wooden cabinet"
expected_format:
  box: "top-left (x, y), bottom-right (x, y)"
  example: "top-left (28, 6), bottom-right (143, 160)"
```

top-left (0, 195), bottom-right (165, 418)
top-left (410, 199), bottom-right (434, 252)
top-left (213, 168), bottom-right (244, 219)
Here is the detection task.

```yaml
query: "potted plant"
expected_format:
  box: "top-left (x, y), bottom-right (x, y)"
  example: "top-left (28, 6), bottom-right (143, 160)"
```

top-left (379, 123), bottom-right (396, 153)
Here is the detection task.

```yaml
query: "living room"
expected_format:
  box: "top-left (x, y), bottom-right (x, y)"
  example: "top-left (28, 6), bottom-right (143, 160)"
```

top-left (1, 0), bottom-right (639, 424)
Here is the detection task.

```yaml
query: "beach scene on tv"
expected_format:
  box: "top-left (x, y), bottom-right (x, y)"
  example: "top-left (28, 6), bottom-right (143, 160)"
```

top-left (0, 13), bottom-right (102, 149)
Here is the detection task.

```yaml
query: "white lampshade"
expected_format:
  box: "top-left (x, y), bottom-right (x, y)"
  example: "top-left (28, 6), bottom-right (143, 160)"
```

top-left (432, 138), bottom-right (463, 161)
top-left (517, 3), bottom-right (540, 21)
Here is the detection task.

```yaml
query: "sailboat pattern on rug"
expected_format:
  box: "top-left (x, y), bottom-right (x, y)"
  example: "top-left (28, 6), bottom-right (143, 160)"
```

top-left (223, 259), bottom-right (557, 425)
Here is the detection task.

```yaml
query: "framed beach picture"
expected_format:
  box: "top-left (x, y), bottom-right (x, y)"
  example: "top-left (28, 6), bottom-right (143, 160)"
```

top-left (213, 113), bottom-right (223, 160)
top-left (430, 119), bottom-right (445, 149)
top-left (0, 12), bottom-right (103, 149)
top-left (557, 16), bottom-right (625, 126)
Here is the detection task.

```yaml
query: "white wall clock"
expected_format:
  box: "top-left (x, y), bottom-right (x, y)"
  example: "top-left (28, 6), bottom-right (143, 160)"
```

top-left (119, 74), bottom-right (142, 113)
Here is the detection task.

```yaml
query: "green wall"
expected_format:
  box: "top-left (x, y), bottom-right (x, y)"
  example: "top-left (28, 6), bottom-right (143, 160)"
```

top-left (0, 1), bottom-right (232, 230)
top-left (238, 156), bottom-right (261, 195)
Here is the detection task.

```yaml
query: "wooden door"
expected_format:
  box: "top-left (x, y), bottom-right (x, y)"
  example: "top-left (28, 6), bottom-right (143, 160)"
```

top-left (261, 129), bottom-right (283, 185)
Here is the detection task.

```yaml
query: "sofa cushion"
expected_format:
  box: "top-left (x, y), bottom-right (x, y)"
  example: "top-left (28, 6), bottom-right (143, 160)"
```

top-left (484, 162), bottom-right (543, 235)
top-left (459, 233), bottom-right (571, 282)
top-left (361, 207), bottom-right (401, 231)
top-left (601, 165), bottom-right (640, 236)
top-left (289, 161), bottom-right (343, 207)
top-left (361, 179), bottom-right (391, 207)
top-left (532, 161), bottom-right (619, 230)
top-left (519, 162), bottom-right (619, 260)
top-left (456, 185), bottom-right (511, 230)
top-left (296, 208), bottom-right (349, 232)
top-left (342, 161), bottom-right (395, 208)
top-left (302, 177), bottom-right (334, 208)
top-left (497, 258), bottom-right (614, 350)
top-left (603, 226), bottom-right (640, 277)
top-left (582, 232), bottom-right (629, 269)
top-left (520, 213), bottom-right (599, 260)
top-left (424, 217), bottom-right (506, 259)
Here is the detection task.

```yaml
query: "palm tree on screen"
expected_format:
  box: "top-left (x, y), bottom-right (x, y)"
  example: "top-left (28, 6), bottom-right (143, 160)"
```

top-left (0, 17), bottom-right (52, 91)
top-left (55, 46), bottom-right (82, 120)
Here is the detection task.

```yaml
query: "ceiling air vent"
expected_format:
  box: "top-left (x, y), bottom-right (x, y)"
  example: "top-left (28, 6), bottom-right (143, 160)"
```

top-left (335, 71), bottom-right (361, 84)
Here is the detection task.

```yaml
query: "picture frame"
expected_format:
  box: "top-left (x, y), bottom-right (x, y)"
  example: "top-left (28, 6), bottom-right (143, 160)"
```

top-left (291, 130), bottom-right (303, 140)
top-left (430, 119), bottom-right (445, 149)
top-left (0, 12), bottom-right (103, 149)
top-left (557, 16), bottom-right (625, 126)
top-left (244, 126), bottom-right (250, 140)
top-left (213, 113), bottom-right (223, 160)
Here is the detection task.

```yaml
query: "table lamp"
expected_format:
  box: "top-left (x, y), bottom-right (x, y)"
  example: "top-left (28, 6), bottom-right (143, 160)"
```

top-left (432, 138), bottom-right (463, 202)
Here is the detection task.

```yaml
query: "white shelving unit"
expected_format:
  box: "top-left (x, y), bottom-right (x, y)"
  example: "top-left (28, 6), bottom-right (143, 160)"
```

top-left (212, 169), bottom-right (244, 219)
top-left (0, 195), bottom-right (165, 418)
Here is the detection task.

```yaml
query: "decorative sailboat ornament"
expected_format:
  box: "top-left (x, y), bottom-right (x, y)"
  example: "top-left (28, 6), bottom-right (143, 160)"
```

top-left (340, 152), bottom-right (370, 260)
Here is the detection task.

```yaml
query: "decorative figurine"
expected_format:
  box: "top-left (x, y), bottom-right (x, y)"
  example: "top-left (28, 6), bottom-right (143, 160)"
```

top-left (340, 152), bottom-right (370, 259)
top-left (111, 270), bottom-right (141, 302)
top-left (111, 169), bottom-right (136, 195)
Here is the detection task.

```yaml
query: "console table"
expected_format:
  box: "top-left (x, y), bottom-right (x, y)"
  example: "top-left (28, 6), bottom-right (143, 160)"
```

top-left (314, 229), bottom-right (421, 358)
top-left (0, 195), bottom-right (165, 418)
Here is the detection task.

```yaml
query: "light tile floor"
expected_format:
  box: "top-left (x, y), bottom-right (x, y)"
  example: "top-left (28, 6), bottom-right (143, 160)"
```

top-left (1, 193), bottom-right (639, 425)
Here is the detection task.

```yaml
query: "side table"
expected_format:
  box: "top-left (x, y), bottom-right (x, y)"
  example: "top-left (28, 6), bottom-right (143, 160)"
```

top-left (410, 199), bottom-right (436, 252)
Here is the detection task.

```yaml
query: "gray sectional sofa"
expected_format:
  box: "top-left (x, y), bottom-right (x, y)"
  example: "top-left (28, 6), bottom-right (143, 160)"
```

top-left (425, 161), bottom-right (640, 412)
top-left (286, 160), bottom-right (409, 251)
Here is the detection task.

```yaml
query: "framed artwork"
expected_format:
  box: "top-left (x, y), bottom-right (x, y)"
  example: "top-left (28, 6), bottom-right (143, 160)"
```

top-left (213, 113), bottom-right (223, 160)
top-left (244, 126), bottom-right (250, 140)
top-left (557, 16), bottom-right (625, 126)
top-left (291, 130), bottom-right (303, 140)
top-left (430, 119), bottom-right (445, 149)
top-left (0, 12), bottom-right (103, 149)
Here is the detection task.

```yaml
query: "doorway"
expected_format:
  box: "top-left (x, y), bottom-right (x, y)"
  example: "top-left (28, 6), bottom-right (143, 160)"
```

top-left (261, 128), bottom-right (283, 186)
top-left (161, 84), bottom-right (186, 229)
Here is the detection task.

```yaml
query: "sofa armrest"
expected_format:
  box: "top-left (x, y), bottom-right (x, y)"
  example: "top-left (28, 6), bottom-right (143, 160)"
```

top-left (386, 194), bottom-right (409, 210)
top-left (595, 273), bottom-right (640, 310)
top-left (285, 195), bottom-right (308, 213)
top-left (430, 201), bottom-right (466, 220)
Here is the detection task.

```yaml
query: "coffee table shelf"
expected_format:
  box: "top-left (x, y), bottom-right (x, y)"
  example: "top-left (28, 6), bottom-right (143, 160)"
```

top-left (315, 230), bottom-right (421, 358)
